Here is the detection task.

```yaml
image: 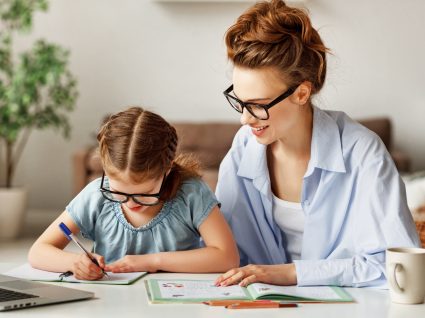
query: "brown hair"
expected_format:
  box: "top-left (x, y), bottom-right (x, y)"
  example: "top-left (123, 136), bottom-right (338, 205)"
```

top-left (97, 107), bottom-right (200, 201)
top-left (225, 0), bottom-right (329, 94)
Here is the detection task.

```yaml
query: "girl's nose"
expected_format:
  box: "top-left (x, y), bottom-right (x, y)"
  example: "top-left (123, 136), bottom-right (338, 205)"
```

top-left (125, 198), bottom-right (141, 208)
top-left (240, 108), bottom-right (257, 126)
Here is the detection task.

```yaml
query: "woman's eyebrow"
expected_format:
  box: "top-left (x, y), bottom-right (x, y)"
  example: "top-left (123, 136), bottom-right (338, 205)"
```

top-left (233, 90), bottom-right (272, 103)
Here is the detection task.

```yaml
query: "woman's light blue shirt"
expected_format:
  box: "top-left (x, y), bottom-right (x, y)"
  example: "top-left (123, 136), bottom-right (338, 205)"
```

top-left (66, 177), bottom-right (218, 263)
top-left (216, 106), bottom-right (420, 287)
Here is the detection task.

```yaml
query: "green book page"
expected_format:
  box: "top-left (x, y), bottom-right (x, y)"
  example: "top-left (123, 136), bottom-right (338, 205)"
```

top-left (247, 283), bottom-right (353, 302)
top-left (146, 279), bottom-right (251, 303)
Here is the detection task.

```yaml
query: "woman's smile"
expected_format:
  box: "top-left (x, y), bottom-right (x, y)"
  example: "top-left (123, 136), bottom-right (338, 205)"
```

top-left (250, 125), bottom-right (269, 137)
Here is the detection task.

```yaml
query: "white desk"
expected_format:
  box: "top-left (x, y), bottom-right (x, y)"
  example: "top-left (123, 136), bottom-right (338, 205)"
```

top-left (1, 263), bottom-right (424, 317)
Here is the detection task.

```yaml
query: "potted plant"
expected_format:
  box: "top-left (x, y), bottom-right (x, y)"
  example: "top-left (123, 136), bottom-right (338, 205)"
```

top-left (0, 0), bottom-right (78, 239)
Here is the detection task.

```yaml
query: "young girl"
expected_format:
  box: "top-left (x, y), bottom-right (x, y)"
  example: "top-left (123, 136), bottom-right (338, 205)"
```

top-left (28, 107), bottom-right (239, 280)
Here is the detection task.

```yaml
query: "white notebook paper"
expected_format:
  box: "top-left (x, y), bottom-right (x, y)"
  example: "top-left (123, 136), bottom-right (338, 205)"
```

top-left (4, 263), bottom-right (147, 285)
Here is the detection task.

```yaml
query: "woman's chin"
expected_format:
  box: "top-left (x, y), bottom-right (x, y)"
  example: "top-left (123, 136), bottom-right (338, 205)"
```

top-left (253, 134), bottom-right (275, 146)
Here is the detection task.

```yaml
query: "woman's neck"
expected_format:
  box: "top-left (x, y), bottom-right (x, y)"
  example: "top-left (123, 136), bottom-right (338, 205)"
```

top-left (271, 104), bottom-right (313, 160)
top-left (267, 105), bottom-right (313, 202)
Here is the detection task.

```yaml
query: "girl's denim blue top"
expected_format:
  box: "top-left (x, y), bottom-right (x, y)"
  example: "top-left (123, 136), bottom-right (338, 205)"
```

top-left (66, 177), bottom-right (218, 263)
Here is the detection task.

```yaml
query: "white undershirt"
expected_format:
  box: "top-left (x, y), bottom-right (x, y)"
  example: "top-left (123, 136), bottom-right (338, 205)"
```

top-left (272, 194), bottom-right (305, 261)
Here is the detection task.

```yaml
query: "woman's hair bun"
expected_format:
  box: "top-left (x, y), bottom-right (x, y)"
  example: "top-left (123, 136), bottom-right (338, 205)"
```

top-left (225, 0), bottom-right (329, 94)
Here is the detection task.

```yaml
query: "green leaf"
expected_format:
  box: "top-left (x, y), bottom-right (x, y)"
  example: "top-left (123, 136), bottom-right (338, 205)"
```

top-left (0, 0), bottom-right (49, 32)
top-left (0, 1), bottom-right (78, 187)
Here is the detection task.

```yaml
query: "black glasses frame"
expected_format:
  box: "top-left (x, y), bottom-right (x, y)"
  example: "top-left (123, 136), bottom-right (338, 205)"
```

top-left (99, 172), bottom-right (167, 206)
top-left (223, 84), bottom-right (297, 120)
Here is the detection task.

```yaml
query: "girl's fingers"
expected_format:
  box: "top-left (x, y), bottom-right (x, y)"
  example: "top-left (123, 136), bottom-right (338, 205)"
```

top-left (93, 254), bottom-right (105, 268)
top-left (110, 264), bottom-right (130, 273)
top-left (79, 261), bottom-right (103, 279)
top-left (89, 263), bottom-right (103, 274)
top-left (104, 260), bottom-right (120, 272)
top-left (74, 267), bottom-right (92, 280)
top-left (81, 255), bottom-right (103, 274)
top-left (80, 268), bottom-right (103, 280)
top-left (77, 263), bottom-right (92, 277)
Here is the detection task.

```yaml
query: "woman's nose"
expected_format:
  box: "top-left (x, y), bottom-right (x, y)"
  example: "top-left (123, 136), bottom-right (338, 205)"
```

top-left (240, 108), bottom-right (257, 126)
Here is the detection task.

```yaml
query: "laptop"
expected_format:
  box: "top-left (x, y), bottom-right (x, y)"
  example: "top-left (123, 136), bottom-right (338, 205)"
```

top-left (0, 274), bottom-right (94, 311)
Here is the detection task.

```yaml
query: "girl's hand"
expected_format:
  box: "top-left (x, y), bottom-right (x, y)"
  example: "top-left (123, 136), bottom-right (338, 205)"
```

top-left (71, 253), bottom-right (105, 280)
top-left (214, 263), bottom-right (297, 287)
top-left (104, 254), bottom-right (159, 273)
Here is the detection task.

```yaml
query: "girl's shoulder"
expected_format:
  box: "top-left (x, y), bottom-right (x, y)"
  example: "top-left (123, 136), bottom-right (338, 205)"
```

top-left (176, 177), bottom-right (213, 198)
top-left (67, 177), bottom-right (109, 213)
top-left (66, 178), bottom-right (114, 241)
top-left (170, 177), bottom-right (219, 221)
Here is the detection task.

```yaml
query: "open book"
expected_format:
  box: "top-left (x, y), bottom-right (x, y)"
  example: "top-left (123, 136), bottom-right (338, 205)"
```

top-left (4, 263), bottom-right (147, 285)
top-left (146, 279), bottom-right (353, 303)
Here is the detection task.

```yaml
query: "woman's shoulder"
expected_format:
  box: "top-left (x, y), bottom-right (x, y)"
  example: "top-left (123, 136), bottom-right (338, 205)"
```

top-left (323, 109), bottom-right (391, 165)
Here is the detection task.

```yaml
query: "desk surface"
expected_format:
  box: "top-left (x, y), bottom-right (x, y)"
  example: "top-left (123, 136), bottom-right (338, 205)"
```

top-left (1, 263), bottom-right (424, 317)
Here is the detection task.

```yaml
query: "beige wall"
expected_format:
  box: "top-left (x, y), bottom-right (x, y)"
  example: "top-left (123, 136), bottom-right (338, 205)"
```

top-left (5, 0), bottom-right (425, 211)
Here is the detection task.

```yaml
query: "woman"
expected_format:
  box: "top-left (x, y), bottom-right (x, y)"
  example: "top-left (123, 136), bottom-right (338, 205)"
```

top-left (214, 0), bottom-right (419, 288)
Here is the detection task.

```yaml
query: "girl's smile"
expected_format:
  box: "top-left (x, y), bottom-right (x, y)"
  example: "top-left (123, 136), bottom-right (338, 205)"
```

top-left (127, 205), bottom-right (144, 213)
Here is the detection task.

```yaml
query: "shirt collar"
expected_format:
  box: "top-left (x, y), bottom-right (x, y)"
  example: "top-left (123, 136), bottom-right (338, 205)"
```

top-left (237, 131), bottom-right (269, 191)
top-left (237, 106), bottom-right (346, 183)
top-left (306, 106), bottom-right (346, 176)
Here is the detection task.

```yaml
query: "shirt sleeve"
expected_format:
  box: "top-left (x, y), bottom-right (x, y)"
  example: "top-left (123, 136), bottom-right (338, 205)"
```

top-left (295, 156), bottom-right (420, 287)
top-left (215, 128), bottom-right (246, 225)
top-left (65, 178), bottom-right (104, 241)
top-left (216, 150), bottom-right (238, 225)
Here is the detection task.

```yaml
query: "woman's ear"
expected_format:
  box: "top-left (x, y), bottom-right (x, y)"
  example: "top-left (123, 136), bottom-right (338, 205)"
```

top-left (293, 81), bottom-right (312, 105)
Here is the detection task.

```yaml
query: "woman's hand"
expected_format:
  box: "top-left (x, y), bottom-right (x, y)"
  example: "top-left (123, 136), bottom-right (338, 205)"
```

top-left (71, 253), bottom-right (105, 281)
top-left (214, 263), bottom-right (297, 287)
top-left (104, 254), bottom-right (159, 273)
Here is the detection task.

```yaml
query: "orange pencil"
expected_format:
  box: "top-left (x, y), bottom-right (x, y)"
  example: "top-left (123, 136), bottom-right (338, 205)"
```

top-left (203, 300), bottom-right (273, 306)
top-left (226, 302), bottom-right (298, 309)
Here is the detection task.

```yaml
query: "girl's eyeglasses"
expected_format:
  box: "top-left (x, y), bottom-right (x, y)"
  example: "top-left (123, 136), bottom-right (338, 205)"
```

top-left (223, 84), bottom-right (297, 120)
top-left (99, 173), bottom-right (167, 206)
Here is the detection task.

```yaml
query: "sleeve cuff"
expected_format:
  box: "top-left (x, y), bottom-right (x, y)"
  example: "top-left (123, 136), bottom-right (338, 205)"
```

top-left (294, 258), bottom-right (353, 286)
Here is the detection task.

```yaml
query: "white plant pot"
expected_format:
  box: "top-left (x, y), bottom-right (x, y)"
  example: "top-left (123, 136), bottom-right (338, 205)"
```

top-left (0, 187), bottom-right (28, 240)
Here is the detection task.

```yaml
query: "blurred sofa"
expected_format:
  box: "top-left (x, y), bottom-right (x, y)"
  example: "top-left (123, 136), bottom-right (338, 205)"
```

top-left (72, 117), bottom-right (410, 195)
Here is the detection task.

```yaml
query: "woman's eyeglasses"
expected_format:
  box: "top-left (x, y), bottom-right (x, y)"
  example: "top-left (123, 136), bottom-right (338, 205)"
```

top-left (99, 173), bottom-right (167, 206)
top-left (223, 84), bottom-right (297, 120)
